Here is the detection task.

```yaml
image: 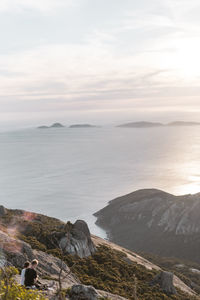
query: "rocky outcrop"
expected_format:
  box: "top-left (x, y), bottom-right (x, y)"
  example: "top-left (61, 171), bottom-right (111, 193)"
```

top-left (94, 189), bottom-right (200, 263)
top-left (59, 220), bottom-right (96, 258)
top-left (69, 285), bottom-right (99, 300)
top-left (0, 206), bottom-right (96, 259)
top-left (0, 205), bottom-right (7, 216)
top-left (69, 284), bottom-right (128, 300)
top-left (151, 271), bottom-right (176, 295)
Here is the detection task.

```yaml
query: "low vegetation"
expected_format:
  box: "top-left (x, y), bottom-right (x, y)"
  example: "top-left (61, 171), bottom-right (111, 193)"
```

top-left (140, 252), bottom-right (200, 294)
top-left (1, 210), bottom-right (199, 300)
top-left (49, 245), bottom-right (197, 300)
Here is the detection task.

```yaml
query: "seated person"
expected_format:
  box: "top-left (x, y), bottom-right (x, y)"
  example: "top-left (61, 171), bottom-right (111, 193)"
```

top-left (24, 259), bottom-right (39, 288)
top-left (20, 261), bottom-right (30, 285)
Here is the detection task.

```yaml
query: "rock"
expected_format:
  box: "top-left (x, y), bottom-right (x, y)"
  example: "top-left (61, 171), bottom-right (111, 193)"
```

top-left (151, 271), bottom-right (176, 295)
top-left (69, 285), bottom-right (99, 300)
top-left (0, 205), bottom-right (7, 216)
top-left (59, 220), bottom-right (96, 258)
top-left (68, 284), bottom-right (128, 300)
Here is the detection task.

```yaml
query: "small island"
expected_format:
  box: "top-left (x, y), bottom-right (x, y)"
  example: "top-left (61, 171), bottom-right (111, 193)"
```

top-left (117, 121), bottom-right (164, 128)
top-left (167, 121), bottom-right (200, 127)
top-left (50, 122), bottom-right (65, 128)
top-left (37, 122), bottom-right (65, 129)
top-left (37, 125), bottom-right (49, 129)
top-left (69, 124), bottom-right (98, 128)
top-left (117, 120), bottom-right (200, 128)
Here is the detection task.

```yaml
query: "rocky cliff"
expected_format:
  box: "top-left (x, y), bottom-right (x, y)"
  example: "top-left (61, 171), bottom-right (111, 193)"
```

top-left (94, 189), bottom-right (200, 263)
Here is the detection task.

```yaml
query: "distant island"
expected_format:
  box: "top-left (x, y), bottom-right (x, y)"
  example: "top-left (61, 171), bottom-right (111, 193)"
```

top-left (117, 121), bottom-right (164, 128)
top-left (38, 125), bottom-right (49, 129)
top-left (38, 122), bottom-right (65, 129)
top-left (69, 124), bottom-right (99, 128)
top-left (117, 121), bottom-right (200, 128)
top-left (167, 121), bottom-right (200, 127)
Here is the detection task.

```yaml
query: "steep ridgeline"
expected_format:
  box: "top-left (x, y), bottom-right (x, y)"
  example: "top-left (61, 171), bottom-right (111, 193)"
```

top-left (94, 189), bottom-right (200, 263)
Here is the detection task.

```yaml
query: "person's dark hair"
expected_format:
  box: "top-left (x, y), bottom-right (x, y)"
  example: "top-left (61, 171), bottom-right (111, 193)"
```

top-left (31, 259), bottom-right (38, 266)
top-left (23, 261), bottom-right (30, 268)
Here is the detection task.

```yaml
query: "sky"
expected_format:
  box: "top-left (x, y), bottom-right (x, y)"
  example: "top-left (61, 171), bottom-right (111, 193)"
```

top-left (1, 0), bottom-right (200, 129)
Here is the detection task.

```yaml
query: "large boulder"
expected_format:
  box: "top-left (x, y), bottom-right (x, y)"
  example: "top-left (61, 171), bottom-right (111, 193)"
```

top-left (0, 206), bottom-right (7, 216)
top-left (151, 271), bottom-right (176, 295)
top-left (59, 220), bottom-right (96, 258)
top-left (68, 284), bottom-right (128, 300)
top-left (69, 285), bottom-right (99, 300)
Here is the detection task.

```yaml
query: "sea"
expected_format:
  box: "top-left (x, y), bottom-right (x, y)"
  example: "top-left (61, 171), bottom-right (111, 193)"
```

top-left (0, 126), bottom-right (200, 237)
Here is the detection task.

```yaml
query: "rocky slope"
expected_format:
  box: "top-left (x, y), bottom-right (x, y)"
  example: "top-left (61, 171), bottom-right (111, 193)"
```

top-left (0, 205), bottom-right (198, 299)
top-left (94, 189), bottom-right (200, 263)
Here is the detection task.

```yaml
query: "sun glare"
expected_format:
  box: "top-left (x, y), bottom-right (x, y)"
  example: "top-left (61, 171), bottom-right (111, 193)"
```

top-left (174, 38), bottom-right (200, 79)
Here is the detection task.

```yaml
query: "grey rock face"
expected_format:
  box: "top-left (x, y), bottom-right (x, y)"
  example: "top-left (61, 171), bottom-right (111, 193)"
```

top-left (69, 284), bottom-right (129, 300)
top-left (151, 271), bottom-right (176, 295)
top-left (69, 285), bottom-right (99, 300)
top-left (59, 220), bottom-right (96, 258)
top-left (0, 205), bottom-right (7, 216)
top-left (95, 189), bottom-right (200, 262)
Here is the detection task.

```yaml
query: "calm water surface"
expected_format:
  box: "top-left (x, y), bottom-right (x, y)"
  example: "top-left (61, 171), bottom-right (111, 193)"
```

top-left (0, 127), bottom-right (200, 237)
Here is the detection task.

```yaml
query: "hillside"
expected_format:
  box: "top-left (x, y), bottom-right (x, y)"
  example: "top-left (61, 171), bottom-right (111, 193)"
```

top-left (0, 205), bottom-right (198, 299)
top-left (94, 189), bottom-right (200, 264)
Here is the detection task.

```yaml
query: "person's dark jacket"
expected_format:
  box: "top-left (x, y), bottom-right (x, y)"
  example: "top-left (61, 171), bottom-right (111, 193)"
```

top-left (24, 268), bottom-right (37, 287)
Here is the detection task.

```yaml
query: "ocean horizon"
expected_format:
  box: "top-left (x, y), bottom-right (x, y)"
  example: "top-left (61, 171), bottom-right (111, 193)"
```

top-left (1, 126), bottom-right (200, 237)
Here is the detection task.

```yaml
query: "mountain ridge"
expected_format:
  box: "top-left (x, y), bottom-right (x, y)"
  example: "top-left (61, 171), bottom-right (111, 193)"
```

top-left (0, 204), bottom-right (198, 299)
top-left (95, 188), bottom-right (200, 262)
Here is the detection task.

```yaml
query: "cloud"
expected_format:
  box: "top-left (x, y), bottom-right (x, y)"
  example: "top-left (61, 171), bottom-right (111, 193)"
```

top-left (0, 0), bottom-right (200, 127)
top-left (0, 0), bottom-right (78, 14)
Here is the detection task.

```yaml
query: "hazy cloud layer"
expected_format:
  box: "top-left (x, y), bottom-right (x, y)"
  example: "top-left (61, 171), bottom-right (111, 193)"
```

top-left (0, 0), bottom-right (200, 128)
